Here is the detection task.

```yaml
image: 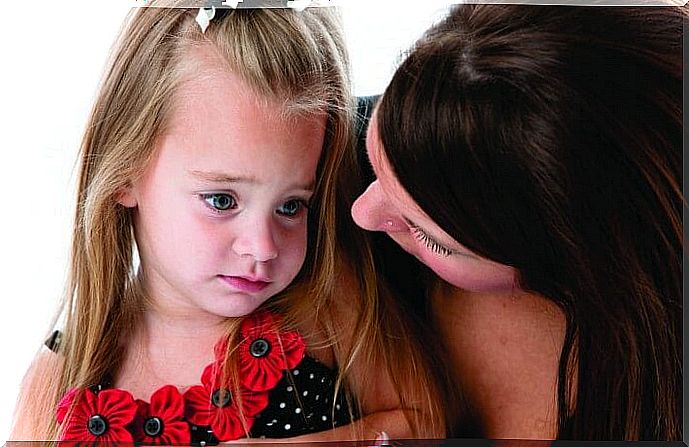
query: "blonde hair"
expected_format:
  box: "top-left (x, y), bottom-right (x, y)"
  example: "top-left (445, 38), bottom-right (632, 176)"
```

top-left (21, 2), bottom-right (445, 440)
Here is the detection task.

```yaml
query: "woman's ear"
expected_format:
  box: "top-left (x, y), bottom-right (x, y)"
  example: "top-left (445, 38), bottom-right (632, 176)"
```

top-left (115, 186), bottom-right (138, 208)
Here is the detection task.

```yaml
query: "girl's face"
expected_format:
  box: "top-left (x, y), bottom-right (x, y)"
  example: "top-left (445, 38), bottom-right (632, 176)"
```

top-left (120, 50), bottom-right (325, 319)
top-left (351, 112), bottom-right (517, 293)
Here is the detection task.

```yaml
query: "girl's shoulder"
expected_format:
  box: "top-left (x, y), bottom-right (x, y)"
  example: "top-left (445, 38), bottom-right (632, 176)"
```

top-left (290, 260), bottom-right (360, 369)
top-left (10, 340), bottom-right (64, 440)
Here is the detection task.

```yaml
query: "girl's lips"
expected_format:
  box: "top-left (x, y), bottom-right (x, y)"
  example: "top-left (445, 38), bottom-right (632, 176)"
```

top-left (218, 275), bottom-right (270, 293)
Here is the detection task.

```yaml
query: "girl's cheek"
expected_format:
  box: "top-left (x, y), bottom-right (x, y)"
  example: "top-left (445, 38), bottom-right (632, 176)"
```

top-left (275, 223), bottom-right (308, 261)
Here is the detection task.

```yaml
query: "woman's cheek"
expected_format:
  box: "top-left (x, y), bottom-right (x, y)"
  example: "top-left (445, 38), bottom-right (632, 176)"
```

top-left (424, 254), bottom-right (517, 293)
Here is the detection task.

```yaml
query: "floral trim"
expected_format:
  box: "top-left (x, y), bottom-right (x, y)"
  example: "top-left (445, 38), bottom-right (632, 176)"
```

top-left (237, 311), bottom-right (306, 392)
top-left (183, 361), bottom-right (269, 440)
top-left (133, 385), bottom-right (190, 444)
top-left (56, 311), bottom-right (305, 443)
top-left (57, 387), bottom-right (136, 442)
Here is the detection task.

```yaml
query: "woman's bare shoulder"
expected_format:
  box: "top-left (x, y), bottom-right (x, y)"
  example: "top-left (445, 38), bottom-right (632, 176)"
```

top-left (10, 349), bottom-right (64, 440)
top-left (433, 285), bottom-right (566, 439)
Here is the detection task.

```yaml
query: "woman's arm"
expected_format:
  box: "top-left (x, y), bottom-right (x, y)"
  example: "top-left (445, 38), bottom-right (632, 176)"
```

top-left (225, 410), bottom-right (406, 444)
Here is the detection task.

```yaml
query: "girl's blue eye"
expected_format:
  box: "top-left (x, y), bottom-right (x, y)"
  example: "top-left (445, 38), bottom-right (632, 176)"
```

top-left (202, 193), bottom-right (236, 212)
top-left (277, 199), bottom-right (307, 217)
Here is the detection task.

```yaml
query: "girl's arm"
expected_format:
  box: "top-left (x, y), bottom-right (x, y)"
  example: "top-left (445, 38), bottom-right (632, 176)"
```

top-left (10, 350), bottom-right (63, 440)
top-left (230, 262), bottom-right (433, 444)
top-left (311, 262), bottom-right (418, 441)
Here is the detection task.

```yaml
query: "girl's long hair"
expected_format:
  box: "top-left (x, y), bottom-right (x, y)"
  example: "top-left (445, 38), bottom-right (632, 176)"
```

top-left (23, 2), bottom-right (445, 439)
top-left (378, 4), bottom-right (684, 440)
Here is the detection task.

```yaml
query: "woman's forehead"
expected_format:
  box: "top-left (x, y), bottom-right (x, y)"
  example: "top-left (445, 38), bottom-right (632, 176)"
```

top-left (365, 114), bottom-right (434, 224)
top-left (365, 109), bottom-right (397, 188)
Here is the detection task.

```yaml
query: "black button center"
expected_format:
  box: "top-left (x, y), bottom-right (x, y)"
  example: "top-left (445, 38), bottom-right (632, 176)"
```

top-left (143, 416), bottom-right (164, 437)
top-left (212, 388), bottom-right (233, 408)
top-left (87, 415), bottom-right (108, 436)
top-left (250, 338), bottom-right (271, 358)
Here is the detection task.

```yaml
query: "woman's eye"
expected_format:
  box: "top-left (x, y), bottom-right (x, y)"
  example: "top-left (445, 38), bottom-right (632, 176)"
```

top-left (277, 199), bottom-right (307, 217)
top-left (410, 226), bottom-right (455, 257)
top-left (201, 193), bottom-right (236, 212)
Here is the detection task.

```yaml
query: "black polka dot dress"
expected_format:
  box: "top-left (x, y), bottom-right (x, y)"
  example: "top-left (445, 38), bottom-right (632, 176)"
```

top-left (190, 356), bottom-right (356, 444)
top-left (47, 313), bottom-right (358, 446)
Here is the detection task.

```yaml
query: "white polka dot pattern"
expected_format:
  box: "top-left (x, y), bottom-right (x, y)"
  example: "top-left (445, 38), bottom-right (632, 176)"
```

top-left (250, 356), bottom-right (355, 439)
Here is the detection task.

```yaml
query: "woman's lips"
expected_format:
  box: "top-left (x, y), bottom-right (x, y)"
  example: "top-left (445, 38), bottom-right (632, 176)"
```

top-left (218, 275), bottom-right (270, 293)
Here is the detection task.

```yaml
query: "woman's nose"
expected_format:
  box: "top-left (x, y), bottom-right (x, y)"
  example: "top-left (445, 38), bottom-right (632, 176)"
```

top-left (231, 218), bottom-right (279, 262)
top-left (351, 180), bottom-right (406, 232)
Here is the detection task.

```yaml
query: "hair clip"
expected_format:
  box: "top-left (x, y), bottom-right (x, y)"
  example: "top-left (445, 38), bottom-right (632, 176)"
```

top-left (195, 6), bottom-right (216, 34)
top-left (221, 0), bottom-right (244, 7)
top-left (287, 0), bottom-right (312, 11)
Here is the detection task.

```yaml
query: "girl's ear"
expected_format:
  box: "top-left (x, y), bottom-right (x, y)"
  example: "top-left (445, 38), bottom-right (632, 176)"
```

top-left (116, 186), bottom-right (138, 208)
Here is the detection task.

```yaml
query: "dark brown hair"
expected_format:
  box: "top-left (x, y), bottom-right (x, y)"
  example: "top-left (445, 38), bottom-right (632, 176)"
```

top-left (377, 4), bottom-right (684, 440)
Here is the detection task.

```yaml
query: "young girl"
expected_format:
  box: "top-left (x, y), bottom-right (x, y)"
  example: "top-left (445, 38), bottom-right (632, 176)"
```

top-left (10, 2), bottom-right (447, 443)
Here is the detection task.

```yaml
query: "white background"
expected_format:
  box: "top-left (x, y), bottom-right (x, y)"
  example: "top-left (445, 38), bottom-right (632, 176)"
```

top-left (0, 1), bottom-right (452, 440)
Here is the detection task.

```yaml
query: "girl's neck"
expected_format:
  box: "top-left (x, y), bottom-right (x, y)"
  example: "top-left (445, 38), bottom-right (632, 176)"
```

top-left (143, 302), bottom-right (227, 342)
top-left (114, 290), bottom-right (231, 399)
top-left (137, 270), bottom-right (232, 347)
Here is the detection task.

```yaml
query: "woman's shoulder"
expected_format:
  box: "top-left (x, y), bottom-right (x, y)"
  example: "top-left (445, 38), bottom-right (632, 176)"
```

top-left (10, 345), bottom-right (64, 440)
top-left (432, 284), bottom-right (566, 438)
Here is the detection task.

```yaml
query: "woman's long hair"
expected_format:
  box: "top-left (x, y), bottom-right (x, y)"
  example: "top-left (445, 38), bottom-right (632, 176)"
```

top-left (378, 4), bottom-right (684, 440)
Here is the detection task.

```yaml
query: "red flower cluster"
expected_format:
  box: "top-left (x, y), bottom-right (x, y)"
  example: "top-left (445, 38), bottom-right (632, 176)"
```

top-left (237, 311), bottom-right (306, 391)
top-left (55, 311), bottom-right (305, 443)
top-left (57, 387), bottom-right (137, 443)
top-left (134, 385), bottom-right (190, 444)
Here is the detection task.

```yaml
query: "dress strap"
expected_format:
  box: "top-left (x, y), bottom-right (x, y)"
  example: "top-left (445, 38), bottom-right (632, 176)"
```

top-left (45, 329), bottom-right (63, 352)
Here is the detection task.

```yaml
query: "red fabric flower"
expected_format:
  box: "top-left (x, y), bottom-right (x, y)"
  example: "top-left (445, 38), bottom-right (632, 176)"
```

top-left (56, 388), bottom-right (79, 424)
top-left (131, 385), bottom-right (190, 444)
top-left (236, 311), bottom-right (306, 391)
top-left (183, 362), bottom-right (269, 441)
top-left (56, 387), bottom-right (137, 442)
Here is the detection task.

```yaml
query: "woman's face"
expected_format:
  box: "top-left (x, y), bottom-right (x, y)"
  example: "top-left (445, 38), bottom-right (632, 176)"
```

top-left (351, 112), bottom-right (518, 293)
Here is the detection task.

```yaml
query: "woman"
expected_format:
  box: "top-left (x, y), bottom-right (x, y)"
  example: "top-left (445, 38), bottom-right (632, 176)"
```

top-left (352, 4), bottom-right (684, 440)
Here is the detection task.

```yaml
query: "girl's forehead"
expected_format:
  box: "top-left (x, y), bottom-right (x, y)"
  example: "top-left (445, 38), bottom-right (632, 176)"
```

top-left (170, 76), bottom-right (271, 132)
top-left (171, 46), bottom-right (310, 131)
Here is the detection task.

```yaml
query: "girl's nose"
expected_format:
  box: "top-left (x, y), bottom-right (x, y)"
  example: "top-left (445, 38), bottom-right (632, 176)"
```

top-left (231, 219), bottom-right (279, 262)
top-left (351, 180), bottom-right (406, 233)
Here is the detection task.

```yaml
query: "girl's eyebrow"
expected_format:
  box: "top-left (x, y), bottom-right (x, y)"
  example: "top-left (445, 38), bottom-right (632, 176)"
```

top-left (188, 170), bottom-right (259, 184)
top-left (188, 169), bottom-right (315, 192)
